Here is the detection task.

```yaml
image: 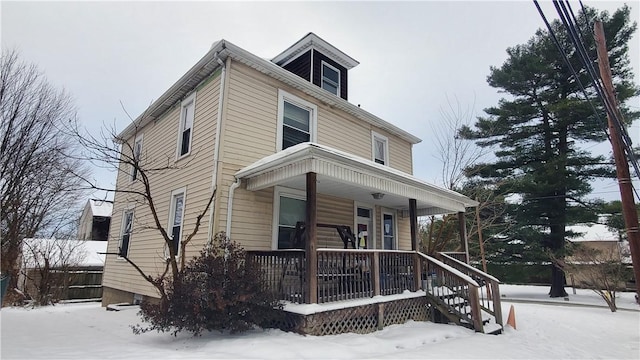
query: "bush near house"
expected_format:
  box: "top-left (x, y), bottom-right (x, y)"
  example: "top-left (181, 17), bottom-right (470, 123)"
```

top-left (133, 233), bottom-right (284, 336)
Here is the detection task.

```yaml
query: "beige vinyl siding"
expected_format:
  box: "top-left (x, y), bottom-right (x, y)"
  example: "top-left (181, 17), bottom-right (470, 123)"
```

top-left (387, 132), bottom-right (413, 174)
top-left (103, 74), bottom-right (221, 298)
top-left (317, 194), bottom-right (354, 249)
top-left (215, 60), bottom-right (414, 251)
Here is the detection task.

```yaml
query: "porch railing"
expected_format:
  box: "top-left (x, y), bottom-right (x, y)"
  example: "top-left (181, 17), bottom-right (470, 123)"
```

top-left (247, 250), bottom-right (306, 303)
top-left (438, 253), bottom-right (503, 327)
top-left (246, 249), bottom-right (497, 332)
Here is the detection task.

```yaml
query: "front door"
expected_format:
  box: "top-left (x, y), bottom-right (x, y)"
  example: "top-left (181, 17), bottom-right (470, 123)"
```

top-left (382, 212), bottom-right (395, 250)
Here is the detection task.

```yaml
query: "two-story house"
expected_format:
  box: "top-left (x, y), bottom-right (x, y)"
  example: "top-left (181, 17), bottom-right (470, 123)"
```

top-left (103, 33), bottom-right (503, 335)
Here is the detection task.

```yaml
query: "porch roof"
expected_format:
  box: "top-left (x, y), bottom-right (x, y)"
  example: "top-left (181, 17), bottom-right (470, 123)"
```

top-left (235, 143), bottom-right (478, 215)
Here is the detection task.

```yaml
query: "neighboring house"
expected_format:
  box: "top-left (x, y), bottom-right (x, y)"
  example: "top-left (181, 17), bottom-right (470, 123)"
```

top-left (18, 238), bottom-right (107, 301)
top-left (565, 222), bottom-right (632, 289)
top-left (78, 199), bottom-right (113, 241)
top-left (103, 33), bottom-right (502, 334)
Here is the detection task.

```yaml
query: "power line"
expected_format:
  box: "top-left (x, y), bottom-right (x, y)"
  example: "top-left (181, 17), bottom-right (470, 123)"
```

top-left (533, 0), bottom-right (640, 200)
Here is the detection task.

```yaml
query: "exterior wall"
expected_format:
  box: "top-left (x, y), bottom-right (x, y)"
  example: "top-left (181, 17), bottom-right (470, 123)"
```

top-left (217, 60), bottom-right (415, 250)
top-left (103, 54), bottom-right (420, 301)
top-left (283, 50), bottom-right (311, 82)
top-left (311, 50), bottom-right (348, 101)
top-left (102, 72), bottom-right (221, 299)
top-left (78, 202), bottom-right (93, 240)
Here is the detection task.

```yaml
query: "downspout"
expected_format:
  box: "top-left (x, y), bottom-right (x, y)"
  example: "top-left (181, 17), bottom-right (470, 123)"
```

top-left (225, 178), bottom-right (242, 238)
top-left (206, 49), bottom-right (227, 242)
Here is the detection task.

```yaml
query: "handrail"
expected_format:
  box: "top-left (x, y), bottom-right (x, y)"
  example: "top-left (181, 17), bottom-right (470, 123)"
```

top-left (417, 252), bottom-right (479, 287)
top-left (438, 252), bottom-right (503, 328)
top-left (439, 253), bottom-right (500, 283)
top-left (416, 252), bottom-right (484, 332)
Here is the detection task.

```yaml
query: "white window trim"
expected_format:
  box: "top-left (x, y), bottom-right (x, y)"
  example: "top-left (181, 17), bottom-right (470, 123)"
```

top-left (354, 202), bottom-right (376, 250)
top-left (117, 205), bottom-right (136, 260)
top-left (276, 89), bottom-right (318, 151)
top-left (321, 61), bottom-right (341, 96)
top-left (371, 131), bottom-right (389, 166)
top-left (381, 209), bottom-right (398, 250)
top-left (166, 187), bottom-right (187, 259)
top-left (130, 134), bottom-right (144, 182)
top-left (176, 93), bottom-right (196, 160)
top-left (272, 186), bottom-right (306, 250)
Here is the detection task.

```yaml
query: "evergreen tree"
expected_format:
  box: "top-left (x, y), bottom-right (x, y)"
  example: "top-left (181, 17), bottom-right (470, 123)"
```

top-left (460, 6), bottom-right (638, 297)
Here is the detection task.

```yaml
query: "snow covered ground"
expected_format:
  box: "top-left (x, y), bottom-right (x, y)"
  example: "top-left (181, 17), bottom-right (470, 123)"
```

top-left (1, 285), bottom-right (638, 359)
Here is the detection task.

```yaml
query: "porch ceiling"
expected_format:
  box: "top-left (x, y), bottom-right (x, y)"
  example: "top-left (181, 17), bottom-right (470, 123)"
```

top-left (235, 143), bottom-right (478, 215)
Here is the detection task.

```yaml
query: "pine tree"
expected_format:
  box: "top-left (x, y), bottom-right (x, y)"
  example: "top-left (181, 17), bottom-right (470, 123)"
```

top-left (460, 6), bottom-right (639, 297)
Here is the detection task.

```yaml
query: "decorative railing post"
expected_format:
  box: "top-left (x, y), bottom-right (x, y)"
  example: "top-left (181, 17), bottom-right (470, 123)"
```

top-left (372, 251), bottom-right (381, 296)
top-left (468, 284), bottom-right (483, 333)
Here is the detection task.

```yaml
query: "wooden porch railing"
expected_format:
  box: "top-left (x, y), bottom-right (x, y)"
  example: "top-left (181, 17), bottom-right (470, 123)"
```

top-left (246, 249), bottom-right (496, 333)
top-left (417, 252), bottom-right (484, 332)
top-left (438, 252), bottom-right (503, 327)
top-left (247, 250), bottom-right (306, 304)
top-left (440, 251), bottom-right (468, 263)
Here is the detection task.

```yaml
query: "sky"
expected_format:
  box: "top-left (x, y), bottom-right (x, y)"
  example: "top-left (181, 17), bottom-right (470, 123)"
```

top-left (2, 1), bottom-right (639, 203)
top-left (2, 284), bottom-right (639, 359)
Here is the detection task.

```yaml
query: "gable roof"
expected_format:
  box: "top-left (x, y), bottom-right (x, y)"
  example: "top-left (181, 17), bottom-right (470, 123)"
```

top-left (119, 37), bottom-right (421, 145)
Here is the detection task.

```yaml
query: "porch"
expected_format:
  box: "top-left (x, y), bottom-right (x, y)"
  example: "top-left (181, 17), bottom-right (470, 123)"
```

top-left (234, 143), bottom-right (502, 334)
top-left (247, 249), bottom-right (504, 335)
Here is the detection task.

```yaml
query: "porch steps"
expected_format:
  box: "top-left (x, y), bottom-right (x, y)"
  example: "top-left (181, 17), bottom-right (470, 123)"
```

top-left (427, 286), bottom-right (503, 335)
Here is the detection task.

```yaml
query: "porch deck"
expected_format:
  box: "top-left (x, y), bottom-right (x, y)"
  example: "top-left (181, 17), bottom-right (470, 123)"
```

top-left (247, 249), bottom-right (503, 335)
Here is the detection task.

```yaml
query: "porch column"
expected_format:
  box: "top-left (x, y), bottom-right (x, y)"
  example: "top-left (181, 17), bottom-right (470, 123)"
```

top-left (409, 199), bottom-right (418, 251)
top-left (458, 211), bottom-right (469, 263)
top-left (305, 172), bottom-right (318, 303)
top-left (409, 198), bottom-right (421, 290)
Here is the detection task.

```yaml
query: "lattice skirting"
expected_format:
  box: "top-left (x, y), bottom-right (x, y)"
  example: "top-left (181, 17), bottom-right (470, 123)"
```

top-left (276, 297), bottom-right (432, 336)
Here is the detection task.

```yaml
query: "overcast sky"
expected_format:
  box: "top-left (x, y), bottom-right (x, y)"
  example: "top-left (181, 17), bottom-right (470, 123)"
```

top-left (2, 1), bottom-right (638, 203)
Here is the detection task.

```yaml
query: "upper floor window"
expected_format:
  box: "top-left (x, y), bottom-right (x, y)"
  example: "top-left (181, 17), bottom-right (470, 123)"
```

top-left (372, 131), bottom-right (389, 165)
top-left (277, 90), bottom-right (317, 151)
top-left (321, 61), bottom-right (340, 95)
top-left (131, 135), bottom-right (143, 181)
top-left (178, 93), bottom-right (195, 158)
top-left (118, 209), bottom-right (134, 258)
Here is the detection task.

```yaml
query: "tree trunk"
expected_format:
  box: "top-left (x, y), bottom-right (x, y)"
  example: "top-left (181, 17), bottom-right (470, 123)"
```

top-left (549, 264), bottom-right (568, 297)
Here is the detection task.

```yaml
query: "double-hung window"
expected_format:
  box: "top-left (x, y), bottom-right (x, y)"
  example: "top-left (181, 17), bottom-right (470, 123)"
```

top-left (273, 187), bottom-right (306, 249)
top-left (168, 189), bottom-right (185, 257)
top-left (372, 131), bottom-right (389, 165)
top-left (131, 135), bottom-right (143, 181)
top-left (118, 210), bottom-right (134, 258)
top-left (277, 90), bottom-right (317, 151)
top-left (321, 61), bottom-right (340, 96)
top-left (178, 94), bottom-right (195, 158)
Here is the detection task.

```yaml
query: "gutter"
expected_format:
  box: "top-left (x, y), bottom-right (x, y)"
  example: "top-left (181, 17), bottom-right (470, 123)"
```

top-left (225, 178), bottom-right (242, 238)
top-left (207, 45), bottom-right (228, 242)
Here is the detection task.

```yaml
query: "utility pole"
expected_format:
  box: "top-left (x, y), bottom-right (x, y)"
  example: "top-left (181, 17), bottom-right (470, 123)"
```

top-left (594, 20), bottom-right (640, 303)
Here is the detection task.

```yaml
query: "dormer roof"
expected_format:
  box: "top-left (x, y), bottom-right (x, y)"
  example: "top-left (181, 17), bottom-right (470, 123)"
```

top-left (271, 32), bottom-right (360, 69)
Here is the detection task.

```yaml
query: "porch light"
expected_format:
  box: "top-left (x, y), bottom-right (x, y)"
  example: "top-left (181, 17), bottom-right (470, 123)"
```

top-left (371, 192), bottom-right (385, 200)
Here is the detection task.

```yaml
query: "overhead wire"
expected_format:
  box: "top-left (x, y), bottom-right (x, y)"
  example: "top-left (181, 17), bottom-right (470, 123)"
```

top-left (559, 0), bottom-right (640, 180)
top-left (533, 0), bottom-right (640, 200)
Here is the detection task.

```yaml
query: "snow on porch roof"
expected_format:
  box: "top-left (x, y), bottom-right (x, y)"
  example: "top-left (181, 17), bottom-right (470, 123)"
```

top-left (235, 143), bottom-right (478, 215)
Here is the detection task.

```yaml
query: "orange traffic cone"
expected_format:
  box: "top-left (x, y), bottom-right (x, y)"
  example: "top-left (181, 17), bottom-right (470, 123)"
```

top-left (506, 304), bottom-right (517, 330)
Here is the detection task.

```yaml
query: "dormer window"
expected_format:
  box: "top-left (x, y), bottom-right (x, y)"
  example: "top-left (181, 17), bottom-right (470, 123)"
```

top-left (321, 61), bottom-right (340, 95)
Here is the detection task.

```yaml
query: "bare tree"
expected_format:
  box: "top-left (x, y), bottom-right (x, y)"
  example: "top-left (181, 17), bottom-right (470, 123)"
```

top-left (424, 96), bottom-right (509, 261)
top-left (0, 49), bottom-right (88, 302)
top-left (71, 119), bottom-right (215, 303)
top-left (562, 242), bottom-right (631, 312)
top-left (19, 238), bottom-right (88, 305)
